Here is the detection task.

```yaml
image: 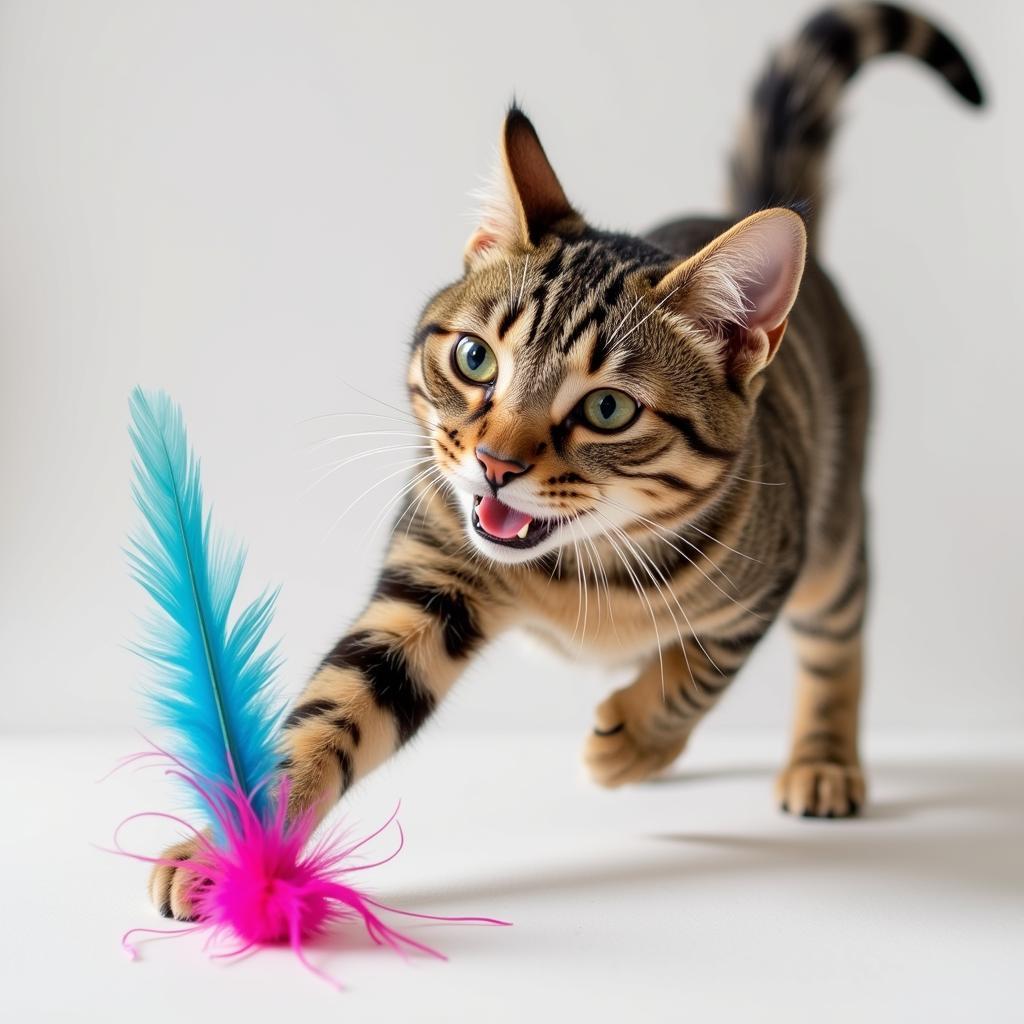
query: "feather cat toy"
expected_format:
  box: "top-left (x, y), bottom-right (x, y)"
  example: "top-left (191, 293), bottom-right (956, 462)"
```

top-left (115, 388), bottom-right (504, 987)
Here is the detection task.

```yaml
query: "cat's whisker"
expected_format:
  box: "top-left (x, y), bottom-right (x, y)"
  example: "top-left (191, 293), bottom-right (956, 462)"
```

top-left (406, 467), bottom-right (453, 538)
top-left (577, 528), bottom-right (605, 630)
top-left (569, 527), bottom-right (584, 643)
top-left (299, 411), bottom-right (424, 429)
top-left (594, 510), bottom-right (719, 687)
top-left (394, 471), bottom-right (444, 542)
top-left (585, 532), bottom-right (620, 641)
top-left (603, 290), bottom-right (646, 347)
top-left (304, 444), bottom-right (434, 497)
top-left (632, 525), bottom-right (768, 625)
top-left (338, 380), bottom-right (433, 430)
top-left (595, 512), bottom-right (689, 652)
top-left (728, 474), bottom-right (787, 487)
top-left (547, 538), bottom-right (565, 587)
top-left (516, 254), bottom-right (530, 312)
top-left (619, 529), bottom-right (724, 684)
top-left (370, 464), bottom-right (446, 544)
top-left (567, 518), bottom-right (590, 645)
top-left (322, 456), bottom-right (437, 543)
top-left (608, 285), bottom-right (680, 352)
top-left (307, 429), bottom-right (430, 453)
top-left (594, 496), bottom-right (767, 623)
top-left (683, 521), bottom-right (762, 564)
top-left (504, 255), bottom-right (515, 312)
top-left (368, 466), bottom-right (444, 544)
top-left (596, 494), bottom-right (739, 589)
top-left (602, 492), bottom-right (760, 565)
top-left (597, 523), bottom-right (667, 698)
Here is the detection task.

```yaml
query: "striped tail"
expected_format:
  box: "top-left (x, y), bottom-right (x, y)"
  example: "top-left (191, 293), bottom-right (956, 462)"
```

top-left (729, 3), bottom-right (984, 245)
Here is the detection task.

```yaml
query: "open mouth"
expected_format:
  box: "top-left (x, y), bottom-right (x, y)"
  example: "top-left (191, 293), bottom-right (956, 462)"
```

top-left (472, 495), bottom-right (558, 550)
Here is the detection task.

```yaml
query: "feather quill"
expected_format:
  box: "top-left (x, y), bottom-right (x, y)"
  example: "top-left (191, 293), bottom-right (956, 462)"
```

top-left (126, 387), bottom-right (283, 823)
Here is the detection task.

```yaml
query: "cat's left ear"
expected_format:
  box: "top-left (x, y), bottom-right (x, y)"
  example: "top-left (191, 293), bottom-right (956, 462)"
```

top-left (466, 106), bottom-right (582, 262)
top-left (654, 209), bottom-right (807, 385)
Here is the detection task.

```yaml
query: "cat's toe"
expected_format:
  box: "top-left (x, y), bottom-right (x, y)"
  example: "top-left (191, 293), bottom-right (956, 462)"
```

top-left (148, 836), bottom-right (204, 921)
top-left (775, 762), bottom-right (865, 818)
top-left (583, 695), bottom-right (686, 787)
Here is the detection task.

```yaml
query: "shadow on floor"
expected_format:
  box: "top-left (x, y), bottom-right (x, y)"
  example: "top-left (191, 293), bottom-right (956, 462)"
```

top-left (380, 757), bottom-right (1024, 916)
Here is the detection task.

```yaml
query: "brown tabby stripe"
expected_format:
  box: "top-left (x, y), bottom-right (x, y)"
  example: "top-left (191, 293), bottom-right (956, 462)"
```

top-left (322, 631), bottom-right (435, 744)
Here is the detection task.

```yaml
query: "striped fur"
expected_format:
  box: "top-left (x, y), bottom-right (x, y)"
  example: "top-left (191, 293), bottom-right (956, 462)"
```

top-left (730, 2), bottom-right (983, 242)
top-left (153, 3), bottom-right (984, 917)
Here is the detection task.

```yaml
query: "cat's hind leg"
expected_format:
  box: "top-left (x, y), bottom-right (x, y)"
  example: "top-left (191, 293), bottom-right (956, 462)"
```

top-left (778, 522), bottom-right (867, 818)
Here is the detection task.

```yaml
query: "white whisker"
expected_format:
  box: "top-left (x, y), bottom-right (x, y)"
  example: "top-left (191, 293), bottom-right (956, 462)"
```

top-left (307, 429), bottom-right (429, 453)
top-left (597, 494), bottom-right (738, 588)
top-left (299, 410), bottom-right (426, 430)
top-left (516, 254), bottom-right (530, 312)
top-left (595, 510), bottom-right (720, 686)
top-left (604, 290), bottom-right (646, 347)
top-left (683, 520), bottom-right (762, 564)
top-left (322, 456), bottom-right (436, 543)
top-left (505, 255), bottom-right (515, 312)
top-left (599, 526), bottom-right (667, 698)
top-left (595, 496), bottom-right (767, 623)
top-left (367, 465), bottom-right (442, 544)
top-left (338, 380), bottom-right (430, 430)
top-left (567, 518), bottom-right (590, 645)
top-left (729, 474), bottom-right (786, 487)
top-left (304, 443), bottom-right (433, 497)
top-left (395, 471), bottom-right (446, 541)
top-left (609, 286), bottom-right (680, 351)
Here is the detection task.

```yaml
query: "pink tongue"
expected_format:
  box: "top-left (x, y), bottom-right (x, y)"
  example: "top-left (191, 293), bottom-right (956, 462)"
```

top-left (477, 496), bottom-right (533, 539)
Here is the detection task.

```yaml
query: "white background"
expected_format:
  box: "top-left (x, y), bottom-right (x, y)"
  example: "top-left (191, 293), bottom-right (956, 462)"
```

top-left (2, 0), bottom-right (1021, 739)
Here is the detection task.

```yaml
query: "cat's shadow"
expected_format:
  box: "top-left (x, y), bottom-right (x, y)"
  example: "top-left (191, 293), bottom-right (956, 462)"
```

top-left (366, 756), bottom-right (1022, 921)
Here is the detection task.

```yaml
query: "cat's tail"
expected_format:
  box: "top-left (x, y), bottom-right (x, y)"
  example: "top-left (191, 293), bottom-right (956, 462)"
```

top-left (729, 3), bottom-right (984, 246)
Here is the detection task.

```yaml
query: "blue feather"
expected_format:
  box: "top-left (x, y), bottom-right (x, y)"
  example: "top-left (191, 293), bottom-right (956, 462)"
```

top-left (127, 388), bottom-right (283, 824)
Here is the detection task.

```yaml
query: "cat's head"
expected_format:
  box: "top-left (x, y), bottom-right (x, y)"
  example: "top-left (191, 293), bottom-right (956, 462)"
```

top-left (409, 107), bottom-right (806, 566)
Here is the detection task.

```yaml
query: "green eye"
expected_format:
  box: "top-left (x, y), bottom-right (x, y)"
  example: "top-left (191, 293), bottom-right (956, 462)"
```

top-left (581, 388), bottom-right (639, 432)
top-left (453, 335), bottom-right (498, 385)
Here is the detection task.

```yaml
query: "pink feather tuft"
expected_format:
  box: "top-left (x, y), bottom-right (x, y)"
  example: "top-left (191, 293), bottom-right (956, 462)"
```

top-left (112, 748), bottom-right (509, 989)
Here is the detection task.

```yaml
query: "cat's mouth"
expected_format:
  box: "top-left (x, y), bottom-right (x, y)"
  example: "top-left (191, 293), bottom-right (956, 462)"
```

top-left (471, 494), bottom-right (558, 550)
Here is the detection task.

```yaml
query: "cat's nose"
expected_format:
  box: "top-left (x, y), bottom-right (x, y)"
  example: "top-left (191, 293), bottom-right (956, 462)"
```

top-left (475, 446), bottom-right (528, 489)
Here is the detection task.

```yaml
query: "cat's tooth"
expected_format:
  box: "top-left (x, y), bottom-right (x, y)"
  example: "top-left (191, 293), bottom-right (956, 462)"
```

top-left (516, 523), bottom-right (530, 539)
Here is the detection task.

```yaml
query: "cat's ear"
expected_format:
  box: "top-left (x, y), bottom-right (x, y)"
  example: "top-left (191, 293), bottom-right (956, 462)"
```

top-left (466, 106), bottom-right (581, 261)
top-left (654, 209), bottom-right (807, 384)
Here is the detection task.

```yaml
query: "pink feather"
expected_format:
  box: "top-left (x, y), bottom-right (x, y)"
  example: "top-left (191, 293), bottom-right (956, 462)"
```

top-left (112, 747), bottom-right (509, 989)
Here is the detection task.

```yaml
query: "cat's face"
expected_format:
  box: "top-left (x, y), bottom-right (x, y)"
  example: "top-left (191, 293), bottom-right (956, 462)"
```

top-left (408, 109), bottom-right (805, 566)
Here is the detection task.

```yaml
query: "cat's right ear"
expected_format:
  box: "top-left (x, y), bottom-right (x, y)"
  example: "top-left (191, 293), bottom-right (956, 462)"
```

top-left (465, 106), bottom-right (581, 263)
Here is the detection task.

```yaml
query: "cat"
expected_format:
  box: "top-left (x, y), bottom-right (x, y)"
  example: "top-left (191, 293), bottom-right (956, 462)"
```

top-left (152, 2), bottom-right (983, 919)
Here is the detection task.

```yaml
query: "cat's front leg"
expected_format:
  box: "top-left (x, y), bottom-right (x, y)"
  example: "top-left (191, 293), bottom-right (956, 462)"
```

top-left (150, 535), bottom-right (509, 919)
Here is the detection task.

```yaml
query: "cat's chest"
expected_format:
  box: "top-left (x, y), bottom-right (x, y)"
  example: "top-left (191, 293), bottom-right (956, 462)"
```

top-left (514, 582), bottom-right (685, 663)
top-left (510, 560), bottom-right (764, 659)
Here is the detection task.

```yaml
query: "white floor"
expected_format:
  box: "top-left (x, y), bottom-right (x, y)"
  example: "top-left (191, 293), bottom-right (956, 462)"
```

top-left (3, 731), bottom-right (1021, 1023)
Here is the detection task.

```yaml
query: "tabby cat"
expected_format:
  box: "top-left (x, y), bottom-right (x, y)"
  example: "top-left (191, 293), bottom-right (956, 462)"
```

top-left (153, 2), bottom-right (983, 919)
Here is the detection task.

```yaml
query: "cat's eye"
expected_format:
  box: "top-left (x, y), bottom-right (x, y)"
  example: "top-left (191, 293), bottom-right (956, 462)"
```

top-left (453, 335), bottom-right (498, 385)
top-left (580, 388), bottom-right (639, 432)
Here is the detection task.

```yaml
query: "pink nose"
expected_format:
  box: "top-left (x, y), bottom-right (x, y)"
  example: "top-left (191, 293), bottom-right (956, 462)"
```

top-left (475, 446), bottom-right (527, 488)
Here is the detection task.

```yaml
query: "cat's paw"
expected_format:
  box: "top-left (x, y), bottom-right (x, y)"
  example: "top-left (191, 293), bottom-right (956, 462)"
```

top-left (583, 693), bottom-right (687, 788)
top-left (148, 834), bottom-right (208, 921)
top-left (775, 762), bottom-right (865, 818)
